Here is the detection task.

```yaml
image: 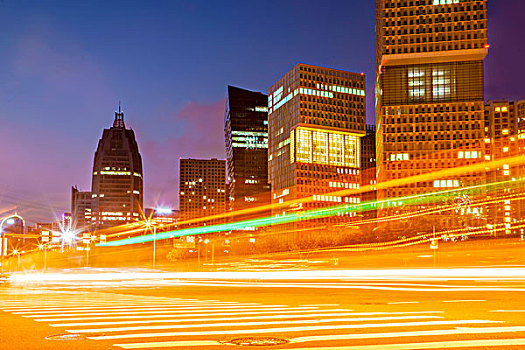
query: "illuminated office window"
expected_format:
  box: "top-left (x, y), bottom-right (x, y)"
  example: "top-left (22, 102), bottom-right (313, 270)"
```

top-left (292, 127), bottom-right (359, 168)
top-left (408, 68), bottom-right (425, 102)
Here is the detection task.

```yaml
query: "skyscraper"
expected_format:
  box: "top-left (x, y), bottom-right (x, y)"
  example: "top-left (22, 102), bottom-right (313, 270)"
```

top-left (91, 104), bottom-right (143, 230)
top-left (268, 63), bottom-right (366, 237)
top-left (484, 100), bottom-right (525, 233)
top-left (179, 158), bottom-right (227, 225)
top-left (71, 186), bottom-right (91, 232)
top-left (375, 0), bottom-right (488, 222)
top-left (361, 125), bottom-right (377, 219)
top-left (224, 86), bottom-right (270, 219)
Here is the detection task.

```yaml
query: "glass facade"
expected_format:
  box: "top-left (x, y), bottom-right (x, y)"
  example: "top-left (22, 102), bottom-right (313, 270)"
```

top-left (382, 61), bottom-right (483, 105)
top-left (224, 86), bottom-right (271, 215)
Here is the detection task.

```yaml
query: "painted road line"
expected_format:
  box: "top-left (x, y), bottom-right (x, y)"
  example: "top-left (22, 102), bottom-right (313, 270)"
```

top-left (491, 310), bottom-right (525, 312)
top-left (113, 326), bottom-right (525, 349)
top-left (442, 299), bottom-right (486, 303)
top-left (89, 319), bottom-right (502, 340)
top-left (22, 305), bottom-right (291, 318)
top-left (282, 338), bottom-right (525, 350)
top-left (54, 311), bottom-right (442, 328)
top-left (35, 308), bottom-right (327, 322)
top-left (11, 304), bottom-right (280, 315)
top-left (291, 326), bottom-right (525, 343)
top-left (69, 315), bottom-right (442, 334)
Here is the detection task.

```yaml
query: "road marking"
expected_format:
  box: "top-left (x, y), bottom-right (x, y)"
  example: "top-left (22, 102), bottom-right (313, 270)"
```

top-left (12, 304), bottom-right (284, 315)
top-left (69, 315), bottom-right (442, 334)
top-left (442, 299), bottom-right (486, 303)
top-left (89, 319), bottom-right (501, 340)
top-left (491, 309), bottom-right (525, 312)
top-left (54, 311), bottom-right (441, 327)
top-left (387, 301), bottom-right (419, 304)
top-left (282, 338), bottom-right (525, 349)
top-left (113, 326), bottom-right (525, 349)
top-left (35, 308), bottom-right (329, 322)
top-left (21, 305), bottom-right (291, 318)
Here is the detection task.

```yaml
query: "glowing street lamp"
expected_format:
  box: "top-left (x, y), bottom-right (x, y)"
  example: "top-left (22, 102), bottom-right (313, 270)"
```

top-left (0, 214), bottom-right (24, 275)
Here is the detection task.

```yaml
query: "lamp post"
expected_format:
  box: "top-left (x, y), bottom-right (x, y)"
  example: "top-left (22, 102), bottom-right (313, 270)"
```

top-left (146, 220), bottom-right (157, 270)
top-left (0, 214), bottom-right (25, 275)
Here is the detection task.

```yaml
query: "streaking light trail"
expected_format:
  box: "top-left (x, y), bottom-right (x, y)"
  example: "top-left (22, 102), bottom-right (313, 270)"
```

top-left (97, 178), bottom-right (525, 247)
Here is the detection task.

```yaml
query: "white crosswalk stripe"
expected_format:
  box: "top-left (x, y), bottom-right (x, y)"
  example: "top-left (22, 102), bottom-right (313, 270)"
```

top-left (1, 290), bottom-right (523, 349)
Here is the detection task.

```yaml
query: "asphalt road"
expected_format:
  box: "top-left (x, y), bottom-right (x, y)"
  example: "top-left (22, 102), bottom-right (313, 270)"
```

top-left (1, 239), bottom-right (525, 349)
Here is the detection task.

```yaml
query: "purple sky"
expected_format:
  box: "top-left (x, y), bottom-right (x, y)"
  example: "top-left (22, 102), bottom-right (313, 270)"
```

top-left (0, 1), bottom-right (524, 224)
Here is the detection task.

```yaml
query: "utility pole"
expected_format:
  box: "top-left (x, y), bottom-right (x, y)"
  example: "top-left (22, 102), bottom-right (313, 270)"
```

top-left (153, 226), bottom-right (157, 270)
top-left (211, 242), bottom-right (215, 267)
top-left (433, 226), bottom-right (436, 268)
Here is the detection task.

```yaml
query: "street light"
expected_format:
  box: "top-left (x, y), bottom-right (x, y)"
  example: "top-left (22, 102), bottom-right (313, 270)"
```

top-left (0, 214), bottom-right (25, 275)
top-left (146, 220), bottom-right (157, 269)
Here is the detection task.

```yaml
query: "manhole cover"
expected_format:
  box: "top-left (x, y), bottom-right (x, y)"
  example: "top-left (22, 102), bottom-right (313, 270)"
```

top-left (222, 337), bottom-right (289, 346)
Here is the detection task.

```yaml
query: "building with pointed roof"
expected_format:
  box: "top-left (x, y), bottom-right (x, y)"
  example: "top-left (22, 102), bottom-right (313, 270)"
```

top-left (91, 103), bottom-right (143, 230)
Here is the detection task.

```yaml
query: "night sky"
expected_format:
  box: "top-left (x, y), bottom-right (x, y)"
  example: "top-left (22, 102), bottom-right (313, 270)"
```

top-left (0, 1), bottom-right (524, 224)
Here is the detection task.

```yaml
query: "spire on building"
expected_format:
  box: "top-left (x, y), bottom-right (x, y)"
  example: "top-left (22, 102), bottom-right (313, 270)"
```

top-left (113, 100), bottom-right (125, 128)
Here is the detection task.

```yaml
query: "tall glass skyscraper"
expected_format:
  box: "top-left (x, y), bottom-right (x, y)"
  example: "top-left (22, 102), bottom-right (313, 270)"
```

top-left (224, 86), bottom-right (270, 219)
top-left (91, 104), bottom-right (143, 230)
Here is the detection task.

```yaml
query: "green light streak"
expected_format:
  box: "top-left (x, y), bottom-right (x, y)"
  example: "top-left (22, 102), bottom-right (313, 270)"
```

top-left (98, 178), bottom-right (523, 247)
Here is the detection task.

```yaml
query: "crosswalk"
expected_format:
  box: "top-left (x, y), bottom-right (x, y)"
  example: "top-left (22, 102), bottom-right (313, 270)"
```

top-left (1, 290), bottom-right (525, 349)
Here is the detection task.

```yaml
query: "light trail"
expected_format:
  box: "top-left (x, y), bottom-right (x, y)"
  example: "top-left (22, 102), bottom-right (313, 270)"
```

top-left (97, 178), bottom-right (525, 247)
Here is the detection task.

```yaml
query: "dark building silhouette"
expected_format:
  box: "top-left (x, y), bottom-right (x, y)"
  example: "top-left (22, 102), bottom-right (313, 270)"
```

top-left (71, 186), bottom-right (92, 232)
top-left (91, 103), bottom-right (143, 230)
top-left (224, 86), bottom-right (270, 219)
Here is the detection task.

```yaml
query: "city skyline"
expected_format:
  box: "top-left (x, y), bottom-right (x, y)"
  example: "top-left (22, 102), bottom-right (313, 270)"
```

top-left (0, 1), bottom-right (523, 224)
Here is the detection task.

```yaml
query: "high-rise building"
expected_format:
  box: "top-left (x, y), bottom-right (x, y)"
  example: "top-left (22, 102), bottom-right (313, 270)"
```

top-left (179, 158), bottom-right (227, 225)
top-left (71, 186), bottom-right (92, 232)
top-left (484, 100), bottom-right (525, 233)
top-left (91, 104), bottom-right (143, 230)
top-left (268, 63), bottom-right (366, 237)
top-left (361, 125), bottom-right (377, 219)
top-left (375, 0), bottom-right (488, 224)
top-left (224, 85), bottom-right (270, 219)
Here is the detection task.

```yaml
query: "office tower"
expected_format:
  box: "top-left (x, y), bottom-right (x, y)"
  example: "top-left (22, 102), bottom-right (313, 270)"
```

top-left (268, 63), bottom-right (366, 237)
top-left (179, 158), bottom-right (227, 224)
top-left (91, 104), bottom-right (143, 230)
top-left (224, 85), bottom-right (270, 219)
top-left (375, 0), bottom-right (488, 223)
top-left (71, 186), bottom-right (92, 232)
top-left (361, 125), bottom-right (377, 219)
top-left (484, 100), bottom-right (525, 233)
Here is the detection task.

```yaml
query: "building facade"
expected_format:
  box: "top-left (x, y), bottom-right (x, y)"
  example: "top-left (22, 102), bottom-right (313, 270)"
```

top-left (375, 0), bottom-right (488, 227)
top-left (484, 100), bottom-right (525, 234)
top-left (71, 186), bottom-right (92, 232)
top-left (91, 104), bottom-right (143, 230)
top-left (179, 158), bottom-right (227, 224)
top-left (361, 125), bottom-right (377, 219)
top-left (268, 63), bottom-right (366, 237)
top-left (224, 86), bottom-right (271, 219)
